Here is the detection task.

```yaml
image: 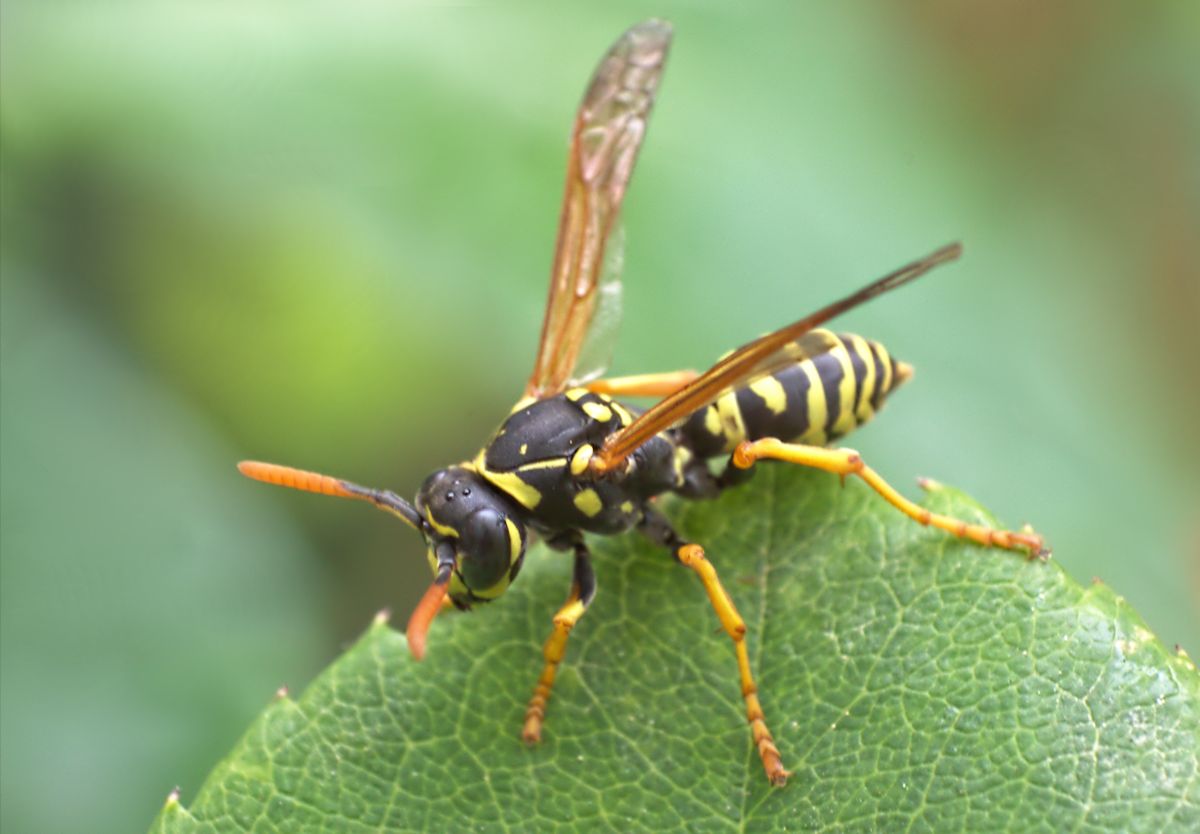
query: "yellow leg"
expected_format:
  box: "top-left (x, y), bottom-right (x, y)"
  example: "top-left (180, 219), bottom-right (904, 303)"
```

top-left (732, 438), bottom-right (1047, 558)
top-left (586, 369), bottom-right (699, 398)
top-left (523, 547), bottom-right (596, 743)
top-left (676, 543), bottom-right (790, 787)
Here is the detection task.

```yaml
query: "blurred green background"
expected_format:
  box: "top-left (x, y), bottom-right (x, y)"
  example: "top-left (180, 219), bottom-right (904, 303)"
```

top-left (2, 2), bottom-right (1197, 832)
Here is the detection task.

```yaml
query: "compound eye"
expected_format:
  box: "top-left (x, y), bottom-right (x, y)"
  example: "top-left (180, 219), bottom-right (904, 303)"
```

top-left (456, 509), bottom-right (512, 593)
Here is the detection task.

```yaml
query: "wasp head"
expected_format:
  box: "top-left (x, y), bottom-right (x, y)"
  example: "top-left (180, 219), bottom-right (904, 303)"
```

top-left (414, 466), bottom-right (528, 612)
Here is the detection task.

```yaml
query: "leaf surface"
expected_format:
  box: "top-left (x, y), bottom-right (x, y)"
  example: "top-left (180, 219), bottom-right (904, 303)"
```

top-left (151, 467), bottom-right (1200, 833)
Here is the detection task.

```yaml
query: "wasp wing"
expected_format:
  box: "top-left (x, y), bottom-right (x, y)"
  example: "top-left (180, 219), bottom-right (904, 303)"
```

top-left (567, 224), bottom-right (625, 387)
top-left (591, 243), bottom-right (963, 473)
top-left (525, 20), bottom-right (672, 399)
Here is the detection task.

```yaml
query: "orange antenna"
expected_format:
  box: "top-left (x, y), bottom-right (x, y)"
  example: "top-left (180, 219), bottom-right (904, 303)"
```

top-left (406, 544), bottom-right (456, 660)
top-left (237, 461), bottom-right (422, 530)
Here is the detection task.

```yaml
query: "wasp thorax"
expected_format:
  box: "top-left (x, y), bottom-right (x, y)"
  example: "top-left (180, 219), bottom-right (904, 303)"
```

top-left (415, 467), bottom-right (527, 605)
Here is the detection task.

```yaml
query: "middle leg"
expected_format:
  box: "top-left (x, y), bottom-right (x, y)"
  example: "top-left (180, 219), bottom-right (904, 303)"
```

top-left (639, 508), bottom-right (790, 786)
top-left (586, 369), bottom-right (699, 398)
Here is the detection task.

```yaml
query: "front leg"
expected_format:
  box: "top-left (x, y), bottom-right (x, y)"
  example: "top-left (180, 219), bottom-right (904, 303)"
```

top-left (639, 508), bottom-right (790, 787)
top-left (522, 534), bottom-right (596, 744)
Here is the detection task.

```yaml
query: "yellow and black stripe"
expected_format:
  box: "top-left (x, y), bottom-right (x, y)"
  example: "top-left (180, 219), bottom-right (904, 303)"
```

top-left (680, 329), bottom-right (911, 457)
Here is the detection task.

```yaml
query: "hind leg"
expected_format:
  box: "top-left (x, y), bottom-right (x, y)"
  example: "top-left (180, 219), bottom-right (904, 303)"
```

top-left (732, 438), bottom-right (1046, 558)
top-left (639, 509), bottom-right (790, 786)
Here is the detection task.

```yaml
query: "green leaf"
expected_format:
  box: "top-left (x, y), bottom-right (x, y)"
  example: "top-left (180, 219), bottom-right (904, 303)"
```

top-left (150, 466), bottom-right (1200, 833)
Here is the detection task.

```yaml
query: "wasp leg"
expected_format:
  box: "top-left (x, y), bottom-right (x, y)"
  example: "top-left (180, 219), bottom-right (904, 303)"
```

top-left (732, 438), bottom-right (1048, 558)
top-left (586, 369), bottom-right (699, 398)
top-left (522, 535), bottom-right (596, 744)
top-left (639, 509), bottom-right (790, 787)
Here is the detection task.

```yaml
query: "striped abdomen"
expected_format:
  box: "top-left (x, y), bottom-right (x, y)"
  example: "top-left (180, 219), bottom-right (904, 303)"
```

top-left (679, 329), bottom-right (911, 458)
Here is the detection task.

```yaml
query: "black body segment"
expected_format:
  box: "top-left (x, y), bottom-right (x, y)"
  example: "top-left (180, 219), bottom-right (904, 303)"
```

top-left (679, 328), bottom-right (908, 457)
top-left (477, 388), bottom-right (680, 537)
top-left (472, 330), bottom-right (908, 556)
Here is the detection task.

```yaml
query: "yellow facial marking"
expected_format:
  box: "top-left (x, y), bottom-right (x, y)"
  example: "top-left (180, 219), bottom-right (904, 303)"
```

top-left (573, 488), bottom-right (603, 517)
top-left (570, 444), bottom-right (594, 475)
top-left (470, 571), bottom-right (512, 600)
top-left (620, 500), bottom-right (634, 514)
top-left (504, 517), bottom-right (522, 564)
top-left (424, 508), bottom-right (459, 538)
top-left (448, 569), bottom-right (469, 599)
top-left (749, 375), bottom-right (788, 416)
top-left (582, 401), bottom-right (613, 422)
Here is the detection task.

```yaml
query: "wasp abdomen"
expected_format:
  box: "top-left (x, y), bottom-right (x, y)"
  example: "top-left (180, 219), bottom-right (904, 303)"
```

top-left (680, 329), bottom-right (910, 457)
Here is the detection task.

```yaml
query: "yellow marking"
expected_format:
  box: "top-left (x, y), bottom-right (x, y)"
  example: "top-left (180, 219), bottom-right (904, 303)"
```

top-left (475, 453), bottom-right (543, 509)
top-left (875, 341), bottom-right (894, 393)
top-left (828, 338), bottom-right (857, 437)
top-left (424, 508), bottom-right (458, 538)
top-left (594, 392), bottom-right (613, 403)
top-left (504, 517), bottom-right (522, 564)
top-left (620, 500), bottom-right (634, 514)
top-left (716, 391), bottom-right (747, 451)
top-left (610, 400), bottom-right (635, 426)
top-left (520, 443), bottom-right (528, 455)
top-left (570, 444), bottom-right (594, 475)
top-left (573, 488), bottom-right (603, 517)
top-left (675, 445), bottom-right (694, 468)
top-left (470, 574), bottom-right (512, 600)
top-left (895, 360), bottom-right (914, 384)
top-left (749, 375), bottom-right (788, 416)
top-left (517, 457), bottom-right (567, 472)
top-left (704, 406), bottom-right (723, 438)
top-left (582, 401), bottom-right (613, 422)
top-left (847, 335), bottom-right (877, 422)
top-left (799, 360), bottom-right (827, 446)
top-left (566, 387), bottom-right (589, 401)
top-left (509, 396), bottom-right (537, 414)
top-left (448, 570), bottom-right (469, 599)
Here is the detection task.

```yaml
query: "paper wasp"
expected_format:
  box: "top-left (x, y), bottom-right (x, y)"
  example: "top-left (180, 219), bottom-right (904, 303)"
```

top-left (239, 19), bottom-right (1045, 787)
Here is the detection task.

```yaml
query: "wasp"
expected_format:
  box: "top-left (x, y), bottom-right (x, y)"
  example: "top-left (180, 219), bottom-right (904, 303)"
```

top-left (238, 19), bottom-right (1046, 787)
